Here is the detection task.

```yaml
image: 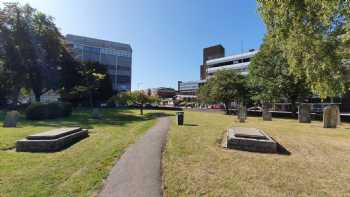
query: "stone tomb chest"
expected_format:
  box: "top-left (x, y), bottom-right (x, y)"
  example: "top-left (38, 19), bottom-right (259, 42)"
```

top-left (226, 127), bottom-right (277, 153)
top-left (16, 127), bottom-right (88, 152)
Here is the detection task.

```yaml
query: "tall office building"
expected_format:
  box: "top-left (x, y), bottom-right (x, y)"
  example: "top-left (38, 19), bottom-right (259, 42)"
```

top-left (200, 45), bottom-right (225, 80)
top-left (65, 34), bottom-right (132, 92)
top-left (205, 49), bottom-right (258, 78)
top-left (178, 45), bottom-right (257, 96)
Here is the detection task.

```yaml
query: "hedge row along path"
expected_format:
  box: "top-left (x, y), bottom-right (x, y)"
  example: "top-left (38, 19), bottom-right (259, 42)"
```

top-left (98, 116), bottom-right (171, 197)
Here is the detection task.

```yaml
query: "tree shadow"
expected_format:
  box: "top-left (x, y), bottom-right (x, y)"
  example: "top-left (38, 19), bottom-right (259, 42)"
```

top-left (19, 109), bottom-right (174, 129)
top-left (183, 123), bottom-right (199, 127)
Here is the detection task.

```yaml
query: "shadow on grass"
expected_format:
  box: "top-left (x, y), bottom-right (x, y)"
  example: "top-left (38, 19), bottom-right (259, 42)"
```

top-left (183, 123), bottom-right (199, 127)
top-left (19, 109), bottom-right (174, 129)
top-left (276, 142), bottom-right (291, 155)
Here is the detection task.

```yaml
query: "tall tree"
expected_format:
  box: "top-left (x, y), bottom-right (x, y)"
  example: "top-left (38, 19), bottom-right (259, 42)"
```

top-left (198, 70), bottom-right (249, 114)
top-left (257, 0), bottom-right (350, 99)
top-left (0, 3), bottom-right (67, 103)
top-left (31, 11), bottom-right (64, 101)
top-left (0, 3), bottom-right (32, 105)
top-left (249, 35), bottom-right (311, 115)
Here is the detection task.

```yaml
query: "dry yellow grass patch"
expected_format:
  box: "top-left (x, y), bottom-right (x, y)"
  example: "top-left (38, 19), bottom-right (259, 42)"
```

top-left (163, 111), bottom-right (350, 197)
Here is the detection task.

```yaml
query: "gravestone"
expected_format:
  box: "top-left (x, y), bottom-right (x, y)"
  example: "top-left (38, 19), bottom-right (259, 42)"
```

top-left (3, 111), bottom-right (20, 128)
top-left (237, 105), bottom-right (247, 123)
top-left (91, 108), bottom-right (103, 119)
top-left (298, 103), bottom-right (311, 123)
top-left (262, 103), bottom-right (272, 121)
top-left (336, 106), bottom-right (341, 125)
top-left (323, 105), bottom-right (339, 128)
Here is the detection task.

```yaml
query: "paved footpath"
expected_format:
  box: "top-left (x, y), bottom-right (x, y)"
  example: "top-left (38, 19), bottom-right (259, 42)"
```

top-left (98, 116), bottom-right (171, 197)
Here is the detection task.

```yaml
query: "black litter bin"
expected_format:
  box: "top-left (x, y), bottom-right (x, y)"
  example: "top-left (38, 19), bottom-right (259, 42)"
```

top-left (176, 111), bottom-right (184, 125)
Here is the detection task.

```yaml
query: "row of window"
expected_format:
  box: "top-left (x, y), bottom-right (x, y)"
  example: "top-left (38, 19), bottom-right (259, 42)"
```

top-left (179, 82), bottom-right (199, 91)
top-left (208, 58), bottom-right (251, 68)
top-left (207, 67), bottom-right (248, 77)
top-left (74, 44), bottom-right (132, 58)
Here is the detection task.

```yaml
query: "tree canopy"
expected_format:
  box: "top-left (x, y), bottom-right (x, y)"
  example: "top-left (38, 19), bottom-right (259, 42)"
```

top-left (257, 0), bottom-right (350, 98)
top-left (110, 91), bottom-right (159, 115)
top-left (60, 61), bottom-right (113, 107)
top-left (0, 2), bottom-right (66, 103)
top-left (249, 35), bottom-right (311, 114)
top-left (198, 70), bottom-right (249, 114)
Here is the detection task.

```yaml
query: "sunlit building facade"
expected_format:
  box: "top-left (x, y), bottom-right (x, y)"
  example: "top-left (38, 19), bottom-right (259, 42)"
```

top-left (205, 50), bottom-right (258, 78)
top-left (65, 34), bottom-right (132, 92)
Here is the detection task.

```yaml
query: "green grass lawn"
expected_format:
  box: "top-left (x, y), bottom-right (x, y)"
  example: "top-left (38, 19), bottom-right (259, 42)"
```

top-left (0, 109), bottom-right (162, 197)
top-left (163, 111), bottom-right (350, 197)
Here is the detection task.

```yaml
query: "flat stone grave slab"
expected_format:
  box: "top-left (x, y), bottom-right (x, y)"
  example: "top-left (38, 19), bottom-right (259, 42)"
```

top-left (225, 127), bottom-right (277, 153)
top-left (27, 127), bottom-right (82, 140)
top-left (16, 127), bottom-right (88, 152)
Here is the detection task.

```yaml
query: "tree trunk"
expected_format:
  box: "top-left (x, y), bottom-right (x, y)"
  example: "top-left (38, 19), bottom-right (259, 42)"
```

top-left (140, 106), bottom-right (144, 115)
top-left (224, 101), bottom-right (230, 115)
top-left (34, 93), bottom-right (41, 102)
top-left (89, 91), bottom-right (94, 108)
top-left (290, 99), bottom-right (297, 118)
top-left (9, 90), bottom-right (20, 110)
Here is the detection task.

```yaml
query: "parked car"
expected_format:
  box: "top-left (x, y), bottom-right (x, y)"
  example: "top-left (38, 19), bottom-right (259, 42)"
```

top-left (248, 106), bottom-right (262, 111)
top-left (210, 104), bottom-right (225, 109)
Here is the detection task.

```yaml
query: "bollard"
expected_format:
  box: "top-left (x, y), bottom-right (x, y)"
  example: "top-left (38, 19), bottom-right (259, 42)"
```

top-left (176, 111), bottom-right (184, 125)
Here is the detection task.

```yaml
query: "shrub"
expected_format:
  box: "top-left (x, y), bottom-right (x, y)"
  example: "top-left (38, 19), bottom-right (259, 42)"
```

top-left (25, 102), bottom-right (73, 120)
top-left (61, 102), bottom-right (73, 117)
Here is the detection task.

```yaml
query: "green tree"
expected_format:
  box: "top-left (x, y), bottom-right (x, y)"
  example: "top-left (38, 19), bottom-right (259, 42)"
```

top-left (197, 83), bottom-right (213, 105)
top-left (199, 70), bottom-right (249, 114)
top-left (257, 0), bottom-right (350, 99)
top-left (111, 91), bottom-right (158, 115)
top-left (31, 11), bottom-right (65, 101)
top-left (0, 2), bottom-right (68, 104)
top-left (249, 35), bottom-right (311, 115)
top-left (61, 61), bottom-right (113, 107)
top-left (0, 3), bottom-right (32, 105)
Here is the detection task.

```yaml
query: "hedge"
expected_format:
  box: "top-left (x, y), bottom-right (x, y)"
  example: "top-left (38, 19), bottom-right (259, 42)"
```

top-left (26, 102), bottom-right (72, 120)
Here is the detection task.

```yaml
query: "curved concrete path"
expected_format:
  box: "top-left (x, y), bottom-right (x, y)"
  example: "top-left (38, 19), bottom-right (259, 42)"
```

top-left (98, 116), bottom-right (171, 197)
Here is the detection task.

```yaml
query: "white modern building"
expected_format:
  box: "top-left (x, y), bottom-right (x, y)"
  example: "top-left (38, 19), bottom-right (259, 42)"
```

top-left (205, 49), bottom-right (258, 78)
top-left (177, 80), bottom-right (206, 95)
top-left (65, 34), bottom-right (132, 92)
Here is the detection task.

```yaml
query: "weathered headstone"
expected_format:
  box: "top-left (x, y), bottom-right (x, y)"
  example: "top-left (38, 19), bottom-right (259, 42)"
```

top-left (3, 111), bottom-right (20, 128)
top-left (323, 105), bottom-right (339, 128)
top-left (262, 103), bottom-right (272, 121)
top-left (91, 108), bottom-right (103, 119)
top-left (336, 106), bottom-right (341, 125)
top-left (298, 103), bottom-right (311, 123)
top-left (237, 105), bottom-right (247, 123)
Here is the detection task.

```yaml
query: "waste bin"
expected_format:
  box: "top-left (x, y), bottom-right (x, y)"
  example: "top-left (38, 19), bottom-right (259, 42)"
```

top-left (176, 111), bottom-right (184, 125)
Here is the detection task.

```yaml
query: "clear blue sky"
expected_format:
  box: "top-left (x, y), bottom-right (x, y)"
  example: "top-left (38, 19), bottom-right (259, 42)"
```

top-left (6, 0), bottom-right (266, 90)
